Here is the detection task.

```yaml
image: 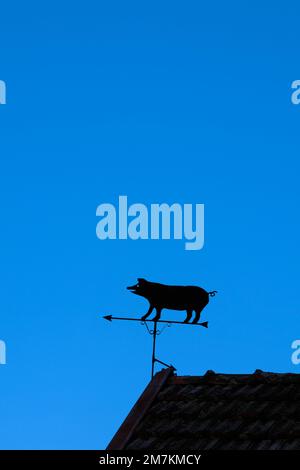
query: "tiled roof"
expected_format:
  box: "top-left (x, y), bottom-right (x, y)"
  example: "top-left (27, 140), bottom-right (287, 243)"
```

top-left (107, 368), bottom-right (300, 450)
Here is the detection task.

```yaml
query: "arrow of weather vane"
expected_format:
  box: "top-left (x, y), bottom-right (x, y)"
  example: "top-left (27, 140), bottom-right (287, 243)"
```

top-left (103, 315), bottom-right (208, 328)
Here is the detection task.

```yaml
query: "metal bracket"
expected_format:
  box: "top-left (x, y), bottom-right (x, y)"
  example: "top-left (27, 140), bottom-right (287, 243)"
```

top-left (103, 314), bottom-right (208, 379)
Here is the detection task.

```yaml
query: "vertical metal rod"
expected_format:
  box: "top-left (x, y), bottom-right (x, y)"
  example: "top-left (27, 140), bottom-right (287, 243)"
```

top-left (151, 321), bottom-right (158, 379)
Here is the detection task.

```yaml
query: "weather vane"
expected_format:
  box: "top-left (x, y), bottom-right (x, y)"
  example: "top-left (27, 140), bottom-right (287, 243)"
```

top-left (103, 278), bottom-right (217, 378)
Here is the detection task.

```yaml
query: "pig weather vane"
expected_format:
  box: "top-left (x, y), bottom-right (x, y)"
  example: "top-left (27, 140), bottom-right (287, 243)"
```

top-left (103, 278), bottom-right (217, 379)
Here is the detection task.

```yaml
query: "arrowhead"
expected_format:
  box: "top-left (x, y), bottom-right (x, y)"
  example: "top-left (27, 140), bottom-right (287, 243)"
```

top-left (103, 315), bottom-right (112, 322)
top-left (201, 321), bottom-right (208, 328)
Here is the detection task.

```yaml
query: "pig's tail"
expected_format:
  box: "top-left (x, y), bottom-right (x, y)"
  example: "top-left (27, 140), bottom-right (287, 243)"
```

top-left (208, 291), bottom-right (218, 297)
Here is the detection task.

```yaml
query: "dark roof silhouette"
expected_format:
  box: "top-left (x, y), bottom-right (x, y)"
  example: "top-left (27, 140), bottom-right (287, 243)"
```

top-left (107, 368), bottom-right (300, 450)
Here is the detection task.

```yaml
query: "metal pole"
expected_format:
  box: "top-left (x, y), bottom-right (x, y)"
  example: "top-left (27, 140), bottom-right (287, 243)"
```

top-left (151, 321), bottom-right (158, 379)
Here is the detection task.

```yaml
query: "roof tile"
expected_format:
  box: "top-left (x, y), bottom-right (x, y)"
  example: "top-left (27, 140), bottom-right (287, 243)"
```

top-left (111, 369), bottom-right (300, 450)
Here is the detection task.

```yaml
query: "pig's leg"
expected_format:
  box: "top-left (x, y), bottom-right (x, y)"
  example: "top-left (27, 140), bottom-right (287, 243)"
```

top-left (193, 304), bottom-right (206, 324)
top-left (192, 309), bottom-right (201, 324)
top-left (141, 305), bottom-right (154, 321)
top-left (183, 309), bottom-right (193, 323)
top-left (153, 307), bottom-right (162, 322)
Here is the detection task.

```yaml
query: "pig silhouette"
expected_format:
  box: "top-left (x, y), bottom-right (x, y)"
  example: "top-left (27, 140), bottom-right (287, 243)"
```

top-left (127, 278), bottom-right (217, 324)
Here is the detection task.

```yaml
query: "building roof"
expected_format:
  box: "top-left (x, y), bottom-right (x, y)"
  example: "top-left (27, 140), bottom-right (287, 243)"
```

top-left (107, 367), bottom-right (300, 450)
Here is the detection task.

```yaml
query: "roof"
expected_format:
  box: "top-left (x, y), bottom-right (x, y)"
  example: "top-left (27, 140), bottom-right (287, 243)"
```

top-left (107, 367), bottom-right (300, 450)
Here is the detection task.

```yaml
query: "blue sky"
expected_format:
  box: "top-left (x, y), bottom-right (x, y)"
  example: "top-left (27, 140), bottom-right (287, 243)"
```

top-left (0, 0), bottom-right (300, 449)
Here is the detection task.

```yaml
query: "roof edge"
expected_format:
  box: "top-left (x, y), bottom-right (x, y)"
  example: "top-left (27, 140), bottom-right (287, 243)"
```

top-left (106, 367), bottom-right (174, 450)
top-left (169, 370), bottom-right (300, 385)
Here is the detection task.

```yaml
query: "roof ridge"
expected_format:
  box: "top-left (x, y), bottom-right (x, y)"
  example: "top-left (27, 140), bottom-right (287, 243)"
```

top-left (168, 370), bottom-right (300, 385)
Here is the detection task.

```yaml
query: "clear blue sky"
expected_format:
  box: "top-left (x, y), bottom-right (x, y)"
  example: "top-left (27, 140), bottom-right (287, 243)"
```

top-left (0, 0), bottom-right (300, 450)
